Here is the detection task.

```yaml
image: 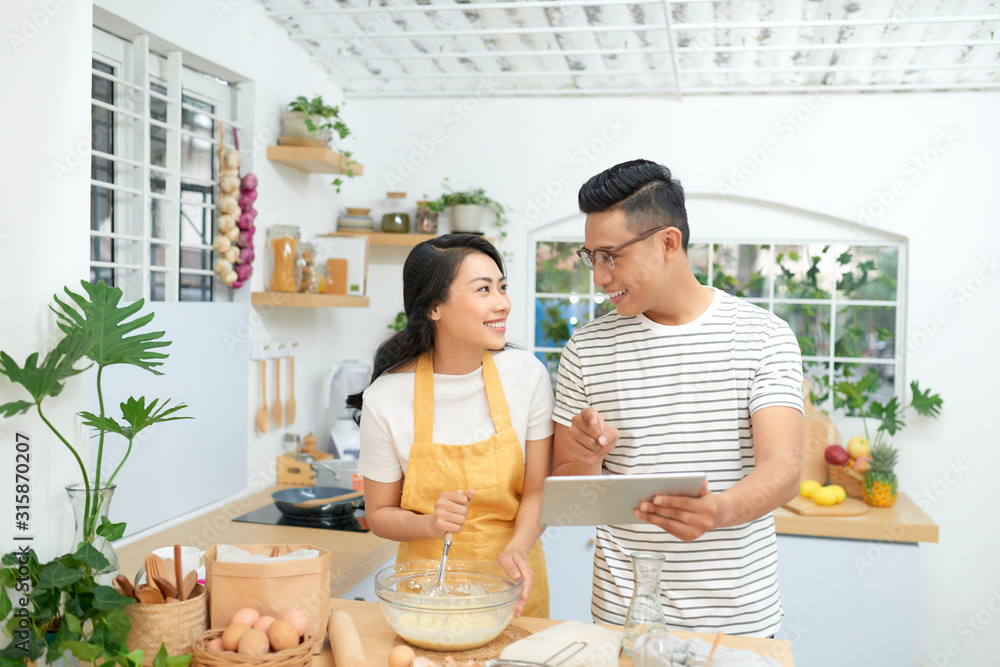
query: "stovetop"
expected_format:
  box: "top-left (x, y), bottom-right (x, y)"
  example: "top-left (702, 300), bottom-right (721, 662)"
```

top-left (234, 503), bottom-right (369, 532)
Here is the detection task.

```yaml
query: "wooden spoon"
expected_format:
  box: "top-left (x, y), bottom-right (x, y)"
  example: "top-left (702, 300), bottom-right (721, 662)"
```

top-left (143, 554), bottom-right (160, 586)
top-left (152, 576), bottom-right (176, 599)
top-left (256, 360), bottom-right (269, 433)
top-left (705, 631), bottom-right (724, 667)
top-left (272, 356), bottom-right (283, 429)
top-left (286, 352), bottom-right (297, 426)
top-left (179, 571), bottom-right (197, 601)
top-left (299, 489), bottom-right (365, 507)
top-left (137, 586), bottom-right (164, 605)
top-left (114, 575), bottom-right (137, 601)
top-left (174, 545), bottom-right (184, 600)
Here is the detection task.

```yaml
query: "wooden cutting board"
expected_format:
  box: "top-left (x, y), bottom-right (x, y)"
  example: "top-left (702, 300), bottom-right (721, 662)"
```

top-left (800, 379), bottom-right (840, 487)
top-left (783, 495), bottom-right (869, 517)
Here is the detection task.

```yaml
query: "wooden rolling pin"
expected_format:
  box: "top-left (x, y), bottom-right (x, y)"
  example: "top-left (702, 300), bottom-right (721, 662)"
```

top-left (329, 609), bottom-right (367, 667)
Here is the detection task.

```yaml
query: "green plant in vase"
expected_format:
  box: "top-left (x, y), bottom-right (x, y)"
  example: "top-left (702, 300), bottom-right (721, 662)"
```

top-left (0, 280), bottom-right (191, 572)
top-left (427, 178), bottom-right (509, 238)
top-left (284, 95), bottom-right (356, 192)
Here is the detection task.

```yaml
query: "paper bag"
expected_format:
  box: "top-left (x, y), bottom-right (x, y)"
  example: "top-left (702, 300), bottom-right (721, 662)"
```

top-left (205, 544), bottom-right (330, 653)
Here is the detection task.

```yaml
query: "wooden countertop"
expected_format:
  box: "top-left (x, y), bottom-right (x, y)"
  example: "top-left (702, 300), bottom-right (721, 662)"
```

top-left (316, 599), bottom-right (795, 666)
top-left (772, 492), bottom-right (938, 543)
top-left (116, 486), bottom-right (397, 597)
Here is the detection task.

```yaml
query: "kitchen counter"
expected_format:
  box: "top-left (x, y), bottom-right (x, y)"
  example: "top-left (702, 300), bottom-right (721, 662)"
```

top-left (772, 492), bottom-right (938, 543)
top-left (314, 599), bottom-right (795, 666)
top-left (116, 485), bottom-right (397, 597)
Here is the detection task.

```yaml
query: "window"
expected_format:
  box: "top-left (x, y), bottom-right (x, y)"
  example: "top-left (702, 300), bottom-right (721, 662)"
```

top-left (530, 235), bottom-right (902, 415)
top-left (90, 28), bottom-right (243, 302)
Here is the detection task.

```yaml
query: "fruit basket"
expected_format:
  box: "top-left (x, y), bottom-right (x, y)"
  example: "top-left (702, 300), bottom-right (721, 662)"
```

top-left (191, 628), bottom-right (317, 667)
top-left (826, 464), bottom-right (864, 499)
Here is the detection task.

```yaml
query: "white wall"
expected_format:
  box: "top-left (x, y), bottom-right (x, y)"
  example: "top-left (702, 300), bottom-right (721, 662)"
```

top-left (341, 93), bottom-right (999, 666)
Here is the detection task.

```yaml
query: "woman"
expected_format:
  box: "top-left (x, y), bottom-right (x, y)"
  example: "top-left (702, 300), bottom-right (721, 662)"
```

top-left (348, 234), bottom-right (554, 618)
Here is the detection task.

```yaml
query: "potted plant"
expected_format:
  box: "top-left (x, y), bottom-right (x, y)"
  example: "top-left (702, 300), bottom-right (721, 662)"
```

top-left (0, 280), bottom-right (191, 580)
top-left (282, 95), bottom-right (356, 192)
top-left (0, 544), bottom-right (187, 667)
top-left (425, 178), bottom-right (509, 237)
top-left (829, 371), bottom-right (943, 507)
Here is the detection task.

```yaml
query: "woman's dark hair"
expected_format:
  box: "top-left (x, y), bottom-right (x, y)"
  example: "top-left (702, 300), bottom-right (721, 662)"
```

top-left (578, 159), bottom-right (689, 251)
top-left (346, 234), bottom-right (506, 424)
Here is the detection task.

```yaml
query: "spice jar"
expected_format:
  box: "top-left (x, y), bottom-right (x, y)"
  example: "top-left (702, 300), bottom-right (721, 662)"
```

top-left (380, 192), bottom-right (410, 234)
top-left (296, 242), bottom-right (318, 293)
top-left (267, 225), bottom-right (300, 292)
top-left (414, 201), bottom-right (438, 234)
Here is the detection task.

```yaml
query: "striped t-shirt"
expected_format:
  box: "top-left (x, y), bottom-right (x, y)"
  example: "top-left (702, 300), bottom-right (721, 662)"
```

top-left (553, 287), bottom-right (803, 637)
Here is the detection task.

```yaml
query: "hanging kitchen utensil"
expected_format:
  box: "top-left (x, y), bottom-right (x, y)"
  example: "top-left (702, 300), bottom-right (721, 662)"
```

top-left (419, 532), bottom-right (453, 598)
top-left (286, 343), bottom-right (297, 426)
top-left (272, 356), bottom-right (283, 429)
top-left (256, 359), bottom-right (269, 433)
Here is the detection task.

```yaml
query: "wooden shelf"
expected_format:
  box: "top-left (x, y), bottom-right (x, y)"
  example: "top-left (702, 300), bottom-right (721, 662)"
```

top-left (251, 292), bottom-right (370, 308)
top-left (320, 231), bottom-right (437, 248)
top-left (266, 145), bottom-right (364, 175)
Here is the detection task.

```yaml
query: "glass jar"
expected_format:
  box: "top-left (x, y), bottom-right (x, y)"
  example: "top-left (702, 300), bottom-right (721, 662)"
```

top-left (633, 627), bottom-right (675, 667)
top-left (267, 225), bottom-right (300, 292)
top-left (414, 201), bottom-right (438, 234)
top-left (297, 241), bottom-right (318, 293)
top-left (623, 551), bottom-right (667, 657)
top-left (380, 192), bottom-right (410, 233)
top-left (315, 263), bottom-right (329, 294)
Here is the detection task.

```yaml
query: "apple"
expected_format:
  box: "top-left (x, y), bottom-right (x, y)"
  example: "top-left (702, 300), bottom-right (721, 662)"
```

top-left (853, 455), bottom-right (871, 473)
top-left (847, 436), bottom-right (871, 459)
top-left (824, 444), bottom-right (849, 465)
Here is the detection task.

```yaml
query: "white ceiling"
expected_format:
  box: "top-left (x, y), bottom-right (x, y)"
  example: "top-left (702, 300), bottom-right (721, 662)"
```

top-left (258, 0), bottom-right (1000, 97)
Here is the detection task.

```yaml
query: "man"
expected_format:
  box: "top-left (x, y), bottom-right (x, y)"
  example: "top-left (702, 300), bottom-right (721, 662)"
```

top-left (553, 159), bottom-right (804, 638)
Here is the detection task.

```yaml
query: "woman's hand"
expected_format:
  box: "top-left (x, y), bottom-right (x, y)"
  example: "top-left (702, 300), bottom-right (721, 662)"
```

top-left (430, 488), bottom-right (475, 539)
top-left (497, 544), bottom-right (533, 618)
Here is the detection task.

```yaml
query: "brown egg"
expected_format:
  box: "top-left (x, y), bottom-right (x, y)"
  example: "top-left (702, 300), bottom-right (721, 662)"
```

top-left (206, 638), bottom-right (225, 652)
top-left (237, 628), bottom-right (270, 656)
top-left (281, 608), bottom-right (309, 637)
top-left (229, 607), bottom-right (261, 627)
top-left (253, 615), bottom-right (276, 633)
top-left (267, 619), bottom-right (300, 652)
top-left (388, 644), bottom-right (416, 667)
top-left (220, 623), bottom-right (252, 651)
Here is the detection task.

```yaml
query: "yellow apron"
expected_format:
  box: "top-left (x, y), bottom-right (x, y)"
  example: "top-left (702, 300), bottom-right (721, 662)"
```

top-left (397, 350), bottom-right (549, 618)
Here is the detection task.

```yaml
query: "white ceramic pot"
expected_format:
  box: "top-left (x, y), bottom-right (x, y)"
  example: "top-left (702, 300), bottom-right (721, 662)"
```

top-left (281, 111), bottom-right (332, 142)
top-left (450, 204), bottom-right (484, 233)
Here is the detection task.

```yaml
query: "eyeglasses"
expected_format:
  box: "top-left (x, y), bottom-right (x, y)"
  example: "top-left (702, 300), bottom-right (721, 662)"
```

top-left (576, 225), bottom-right (669, 271)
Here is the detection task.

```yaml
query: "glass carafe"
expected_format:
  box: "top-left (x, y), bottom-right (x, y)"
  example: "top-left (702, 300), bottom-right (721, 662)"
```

top-left (623, 551), bottom-right (667, 657)
top-left (633, 626), bottom-right (674, 667)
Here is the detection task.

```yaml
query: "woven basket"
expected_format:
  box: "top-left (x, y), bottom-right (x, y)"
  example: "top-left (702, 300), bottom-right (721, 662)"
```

top-left (827, 464), bottom-right (864, 499)
top-left (126, 584), bottom-right (208, 666)
top-left (191, 628), bottom-right (317, 667)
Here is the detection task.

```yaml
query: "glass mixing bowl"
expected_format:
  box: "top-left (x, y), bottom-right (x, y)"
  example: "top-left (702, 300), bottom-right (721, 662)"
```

top-left (374, 560), bottom-right (523, 651)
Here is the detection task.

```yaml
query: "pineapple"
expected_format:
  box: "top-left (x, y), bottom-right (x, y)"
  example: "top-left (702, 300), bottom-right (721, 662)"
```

top-left (863, 442), bottom-right (899, 507)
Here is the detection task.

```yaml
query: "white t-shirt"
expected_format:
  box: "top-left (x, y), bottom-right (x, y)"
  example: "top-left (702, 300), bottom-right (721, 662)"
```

top-left (553, 288), bottom-right (804, 638)
top-left (358, 349), bottom-right (556, 483)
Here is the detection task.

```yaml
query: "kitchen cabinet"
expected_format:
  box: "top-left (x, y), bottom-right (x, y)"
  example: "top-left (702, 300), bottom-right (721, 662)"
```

top-left (541, 525), bottom-right (597, 623)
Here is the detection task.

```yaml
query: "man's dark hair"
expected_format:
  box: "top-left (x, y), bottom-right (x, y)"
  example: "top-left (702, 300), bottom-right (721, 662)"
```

top-left (578, 159), bottom-right (689, 251)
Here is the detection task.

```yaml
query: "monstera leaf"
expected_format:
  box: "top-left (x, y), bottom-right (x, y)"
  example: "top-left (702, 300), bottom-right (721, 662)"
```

top-left (52, 280), bottom-right (170, 374)
top-left (0, 328), bottom-right (92, 414)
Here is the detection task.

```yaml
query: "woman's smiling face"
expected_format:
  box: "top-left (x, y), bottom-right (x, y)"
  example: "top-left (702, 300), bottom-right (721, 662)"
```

top-left (431, 251), bottom-right (510, 350)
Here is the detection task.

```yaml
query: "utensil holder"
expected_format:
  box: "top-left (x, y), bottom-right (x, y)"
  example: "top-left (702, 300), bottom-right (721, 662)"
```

top-left (126, 584), bottom-right (208, 665)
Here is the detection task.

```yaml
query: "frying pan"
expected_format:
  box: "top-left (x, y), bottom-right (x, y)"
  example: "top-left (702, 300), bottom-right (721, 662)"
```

top-left (271, 486), bottom-right (364, 519)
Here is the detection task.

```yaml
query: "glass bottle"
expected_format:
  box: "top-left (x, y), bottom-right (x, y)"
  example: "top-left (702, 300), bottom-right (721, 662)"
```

top-left (66, 483), bottom-right (119, 586)
top-left (380, 192), bottom-right (410, 233)
top-left (623, 551), bottom-right (667, 657)
top-left (267, 224), bottom-right (300, 292)
top-left (632, 627), bottom-right (675, 667)
top-left (414, 200), bottom-right (438, 234)
top-left (296, 241), bottom-right (318, 293)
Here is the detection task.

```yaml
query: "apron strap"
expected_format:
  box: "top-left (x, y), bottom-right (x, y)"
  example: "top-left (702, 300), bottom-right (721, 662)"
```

top-left (412, 350), bottom-right (513, 443)
top-left (481, 351), bottom-right (513, 433)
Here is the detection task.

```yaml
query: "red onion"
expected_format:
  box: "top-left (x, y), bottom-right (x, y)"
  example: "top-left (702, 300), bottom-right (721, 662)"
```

top-left (238, 211), bottom-right (255, 230)
top-left (239, 247), bottom-right (255, 264)
top-left (240, 173), bottom-right (258, 191)
top-left (235, 263), bottom-right (253, 281)
top-left (238, 230), bottom-right (254, 247)
top-left (239, 190), bottom-right (257, 209)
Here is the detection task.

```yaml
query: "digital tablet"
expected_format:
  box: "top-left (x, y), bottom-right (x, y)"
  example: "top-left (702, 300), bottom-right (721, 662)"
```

top-left (538, 473), bottom-right (707, 527)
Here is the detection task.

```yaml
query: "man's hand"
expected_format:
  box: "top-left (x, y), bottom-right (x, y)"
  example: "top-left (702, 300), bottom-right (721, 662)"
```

top-left (496, 544), bottom-right (533, 618)
top-left (633, 481), bottom-right (726, 542)
top-left (430, 489), bottom-right (475, 539)
top-left (566, 407), bottom-right (619, 466)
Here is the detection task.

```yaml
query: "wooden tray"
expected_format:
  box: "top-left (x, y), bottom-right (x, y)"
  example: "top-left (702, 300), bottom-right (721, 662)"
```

top-left (782, 496), bottom-right (869, 517)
